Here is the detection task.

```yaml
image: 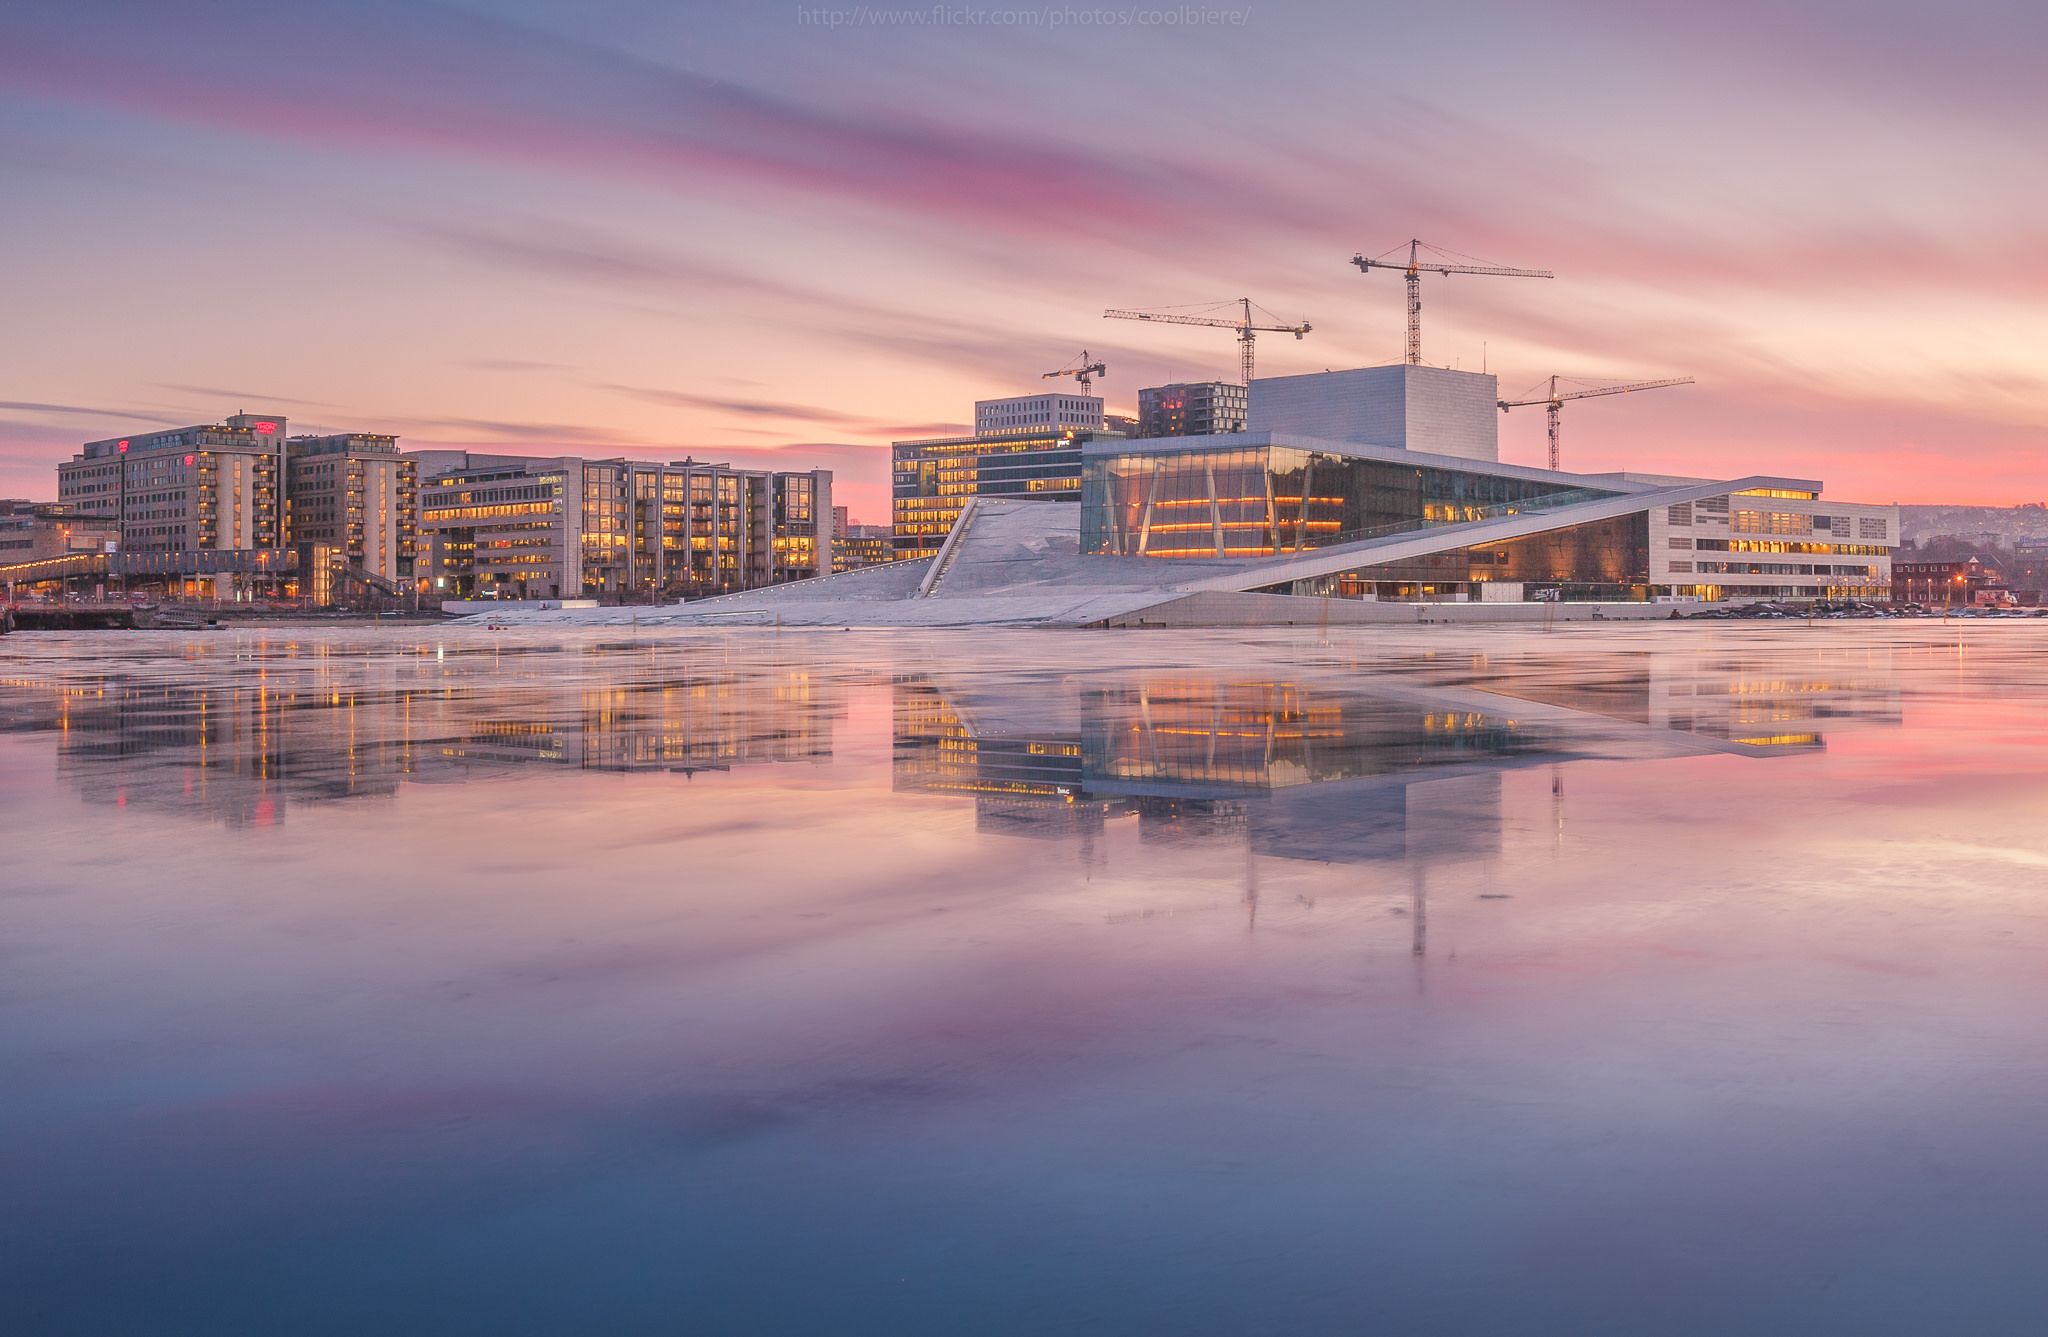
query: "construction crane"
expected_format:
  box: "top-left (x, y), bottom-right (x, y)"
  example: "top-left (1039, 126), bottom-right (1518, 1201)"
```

top-left (1351, 239), bottom-right (1552, 366)
top-left (1042, 349), bottom-right (1106, 395)
top-left (1102, 298), bottom-right (1312, 387)
top-left (1498, 375), bottom-right (1695, 470)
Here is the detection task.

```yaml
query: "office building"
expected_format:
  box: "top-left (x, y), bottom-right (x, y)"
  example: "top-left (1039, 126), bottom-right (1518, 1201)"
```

top-left (286, 433), bottom-right (418, 601)
top-left (1137, 381), bottom-right (1248, 437)
top-left (974, 391), bottom-right (1104, 438)
top-left (417, 453), bottom-right (830, 600)
top-left (893, 392), bottom-right (1120, 558)
top-left (57, 412), bottom-right (290, 596)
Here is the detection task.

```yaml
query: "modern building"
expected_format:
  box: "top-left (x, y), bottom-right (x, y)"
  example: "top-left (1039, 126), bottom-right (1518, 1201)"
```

top-left (57, 412), bottom-right (291, 596)
top-left (487, 365), bottom-right (1901, 629)
top-left (417, 452), bottom-right (830, 601)
top-left (286, 432), bottom-right (417, 602)
top-left (892, 392), bottom-right (1119, 558)
top-left (1081, 434), bottom-right (1894, 603)
top-left (1137, 381), bottom-right (1249, 437)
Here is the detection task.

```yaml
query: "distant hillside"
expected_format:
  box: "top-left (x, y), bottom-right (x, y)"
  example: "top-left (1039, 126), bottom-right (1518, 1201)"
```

top-left (1899, 504), bottom-right (2048, 547)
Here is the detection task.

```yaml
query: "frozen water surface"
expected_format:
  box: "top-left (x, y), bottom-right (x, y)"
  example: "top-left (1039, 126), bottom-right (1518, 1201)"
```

top-left (3, 622), bottom-right (2047, 1335)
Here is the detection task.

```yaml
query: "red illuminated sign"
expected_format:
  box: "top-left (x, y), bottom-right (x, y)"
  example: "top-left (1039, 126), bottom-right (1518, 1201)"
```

top-left (184, 454), bottom-right (196, 466)
top-left (117, 440), bottom-right (129, 452)
top-left (253, 421), bottom-right (278, 434)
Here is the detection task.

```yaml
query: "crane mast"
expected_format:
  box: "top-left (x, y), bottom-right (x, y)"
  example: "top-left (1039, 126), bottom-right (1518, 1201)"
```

top-left (1497, 375), bottom-right (1695, 470)
top-left (1103, 298), bottom-right (1311, 386)
top-left (1351, 239), bottom-right (1552, 366)
top-left (1042, 350), bottom-right (1107, 396)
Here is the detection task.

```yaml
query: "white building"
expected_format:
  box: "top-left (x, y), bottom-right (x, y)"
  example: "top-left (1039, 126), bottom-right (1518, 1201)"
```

top-left (1652, 489), bottom-right (1894, 603)
top-left (1249, 364), bottom-right (1500, 461)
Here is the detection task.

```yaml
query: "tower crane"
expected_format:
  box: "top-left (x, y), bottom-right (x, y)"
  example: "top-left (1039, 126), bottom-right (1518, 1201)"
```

top-left (1102, 298), bottom-right (1312, 387)
top-left (1498, 375), bottom-right (1695, 470)
top-left (1351, 239), bottom-right (1552, 366)
top-left (1042, 349), bottom-right (1106, 395)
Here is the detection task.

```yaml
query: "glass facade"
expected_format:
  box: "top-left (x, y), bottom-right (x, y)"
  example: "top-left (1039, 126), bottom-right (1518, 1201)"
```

top-left (1081, 443), bottom-right (1607, 559)
top-left (892, 432), bottom-right (1088, 557)
top-left (1267, 513), bottom-right (1653, 603)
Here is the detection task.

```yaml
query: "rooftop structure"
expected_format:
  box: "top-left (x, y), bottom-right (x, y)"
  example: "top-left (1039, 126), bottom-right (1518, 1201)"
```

top-left (1249, 364), bottom-right (1499, 461)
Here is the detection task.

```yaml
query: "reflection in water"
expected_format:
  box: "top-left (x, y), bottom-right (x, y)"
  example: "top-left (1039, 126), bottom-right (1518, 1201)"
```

top-left (0, 643), bottom-right (1903, 843)
top-left (8, 626), bottom-right (2046, 1337)
top-left (0, 652), bottom-right (839, 826)
top-left (891, 658), bottom-right (1901, 863)
top-left (2, 637), bottom-right (1909, 977)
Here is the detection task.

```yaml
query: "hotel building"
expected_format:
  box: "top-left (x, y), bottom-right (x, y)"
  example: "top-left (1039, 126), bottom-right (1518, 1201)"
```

top-left (57, 412), bottom-right (291, 594)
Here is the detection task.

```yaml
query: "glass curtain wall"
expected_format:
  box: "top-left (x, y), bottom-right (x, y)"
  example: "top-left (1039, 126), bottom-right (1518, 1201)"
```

top-left (1082, 445), bottom-right (1601, 558)
top-left (1265, 513), bottom-right (1653, 602)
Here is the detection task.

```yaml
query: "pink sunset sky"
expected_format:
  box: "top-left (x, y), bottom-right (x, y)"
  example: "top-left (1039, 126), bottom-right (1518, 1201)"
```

top-left (1, 0), bottom-right (2043, 522)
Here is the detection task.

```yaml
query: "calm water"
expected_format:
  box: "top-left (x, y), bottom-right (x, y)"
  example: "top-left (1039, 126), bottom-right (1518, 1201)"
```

top-left (4, 622), bottom-right (2047, 1335)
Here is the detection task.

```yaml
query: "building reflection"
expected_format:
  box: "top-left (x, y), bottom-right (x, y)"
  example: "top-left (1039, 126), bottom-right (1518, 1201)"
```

top-left (0, 644), bottom-right (1901, 847)
top-left (893, 676), bottom-right (1540, 865)
top-left (0, 660), bottom-right (837, 827)
top-left (893, 651), bottom-right (1905, 866)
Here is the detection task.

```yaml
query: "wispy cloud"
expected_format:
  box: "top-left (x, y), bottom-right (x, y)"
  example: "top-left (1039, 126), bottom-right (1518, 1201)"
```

top-left (155, 384), bottom-right (336, 409)
top-left (597, 384), bottom-right (876, 429)
top-left (0, 0), bottom-right (1253, 247)
top-left (398, 415), bottom-right (650, 448)
top-left (0, 400), bottom-right (180, 424)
